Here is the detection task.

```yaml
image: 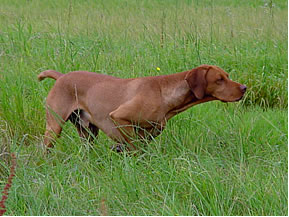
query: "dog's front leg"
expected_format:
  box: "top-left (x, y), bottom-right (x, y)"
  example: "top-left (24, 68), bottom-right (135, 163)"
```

top-left (109, 110), bottom-right (138, 152)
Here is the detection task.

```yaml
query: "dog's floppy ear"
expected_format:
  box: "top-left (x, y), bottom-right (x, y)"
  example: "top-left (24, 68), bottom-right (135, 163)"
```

top-left (185, 65), bottom-right (210, 99)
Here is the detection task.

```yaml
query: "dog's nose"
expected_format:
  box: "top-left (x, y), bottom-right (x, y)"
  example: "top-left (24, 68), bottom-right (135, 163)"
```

top-left (240, 85), bottom-right (247, 93)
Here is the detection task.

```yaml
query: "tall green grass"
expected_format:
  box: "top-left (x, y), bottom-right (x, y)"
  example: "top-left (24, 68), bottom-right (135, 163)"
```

top-left (1, 104), bottom-right (287, 215)
top-left (0, 0), bottom-right (287, 108)
top-left (0, 0), bottom-right (287, 215)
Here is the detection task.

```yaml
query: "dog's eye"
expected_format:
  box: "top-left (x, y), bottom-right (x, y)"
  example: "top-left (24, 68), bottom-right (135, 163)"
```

top-left (216, 78), bottom-right (224, 84)
top-left (218, 78), bottom-right (223, 81)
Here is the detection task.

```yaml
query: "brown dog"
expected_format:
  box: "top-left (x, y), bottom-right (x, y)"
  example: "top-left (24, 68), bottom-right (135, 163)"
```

top-left (38, 65), bottom-right (246, 151)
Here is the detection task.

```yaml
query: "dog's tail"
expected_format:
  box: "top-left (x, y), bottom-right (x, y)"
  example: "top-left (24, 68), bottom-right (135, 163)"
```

top-left (38, 70), bottom-right (63, 81)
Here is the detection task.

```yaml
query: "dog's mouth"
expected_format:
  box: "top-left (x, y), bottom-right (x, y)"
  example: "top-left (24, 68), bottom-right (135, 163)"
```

top-left (220, 95), bottom-right (244, 103)
top-left (234, 95), bottom-right (244, 102)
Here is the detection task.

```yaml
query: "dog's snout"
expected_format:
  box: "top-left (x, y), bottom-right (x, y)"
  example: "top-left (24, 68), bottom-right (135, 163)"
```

top-left (240, 85), bottom-right (247, 93)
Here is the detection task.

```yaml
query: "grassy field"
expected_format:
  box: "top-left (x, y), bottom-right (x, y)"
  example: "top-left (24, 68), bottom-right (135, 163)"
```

top-left (0, 0), bottom-right (288, 215)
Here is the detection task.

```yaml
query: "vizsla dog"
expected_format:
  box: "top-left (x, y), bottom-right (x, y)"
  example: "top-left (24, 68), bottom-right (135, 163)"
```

top-left (38, 65), bottom-right (246, 151)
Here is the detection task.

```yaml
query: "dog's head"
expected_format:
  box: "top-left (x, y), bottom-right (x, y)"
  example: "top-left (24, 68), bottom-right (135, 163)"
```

top-left (185, 65), bottom-right (246, 102)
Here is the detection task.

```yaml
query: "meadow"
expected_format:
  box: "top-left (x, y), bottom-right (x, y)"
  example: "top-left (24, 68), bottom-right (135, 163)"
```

top-left (0, 0), bottom-right (287, 215)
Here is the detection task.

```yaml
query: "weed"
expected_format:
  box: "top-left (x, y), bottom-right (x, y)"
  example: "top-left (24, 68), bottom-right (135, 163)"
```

top-left (0, 153), bottom-right (16, 216)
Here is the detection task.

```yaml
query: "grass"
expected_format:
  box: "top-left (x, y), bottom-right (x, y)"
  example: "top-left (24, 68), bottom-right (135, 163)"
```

top-left (0, 0), bottom-right (288, 215)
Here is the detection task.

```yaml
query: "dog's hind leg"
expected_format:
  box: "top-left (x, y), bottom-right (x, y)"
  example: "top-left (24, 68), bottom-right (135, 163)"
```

top-left (43, 90), bottom-right (75, 150)
top-left (44, 108), bottom-right (65, 149)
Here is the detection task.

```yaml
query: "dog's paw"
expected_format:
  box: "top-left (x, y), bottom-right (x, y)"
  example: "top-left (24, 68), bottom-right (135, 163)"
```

top-left (110, 144), bottom-right (125, 153)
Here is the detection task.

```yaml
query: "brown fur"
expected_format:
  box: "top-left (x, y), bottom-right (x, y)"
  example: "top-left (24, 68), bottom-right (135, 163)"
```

top-left (38, 65), bottom-right (246, 151)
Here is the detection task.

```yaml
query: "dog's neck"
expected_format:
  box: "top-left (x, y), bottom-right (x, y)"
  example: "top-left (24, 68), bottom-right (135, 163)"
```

top-left (159, 71), bottom-right (195, 109)
top-left (159, 71), bottom-right (217, 120)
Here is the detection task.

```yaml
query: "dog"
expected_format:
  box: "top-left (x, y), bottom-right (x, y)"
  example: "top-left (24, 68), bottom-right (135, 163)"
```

top-left (38, 64), bottom-right (246, 151)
